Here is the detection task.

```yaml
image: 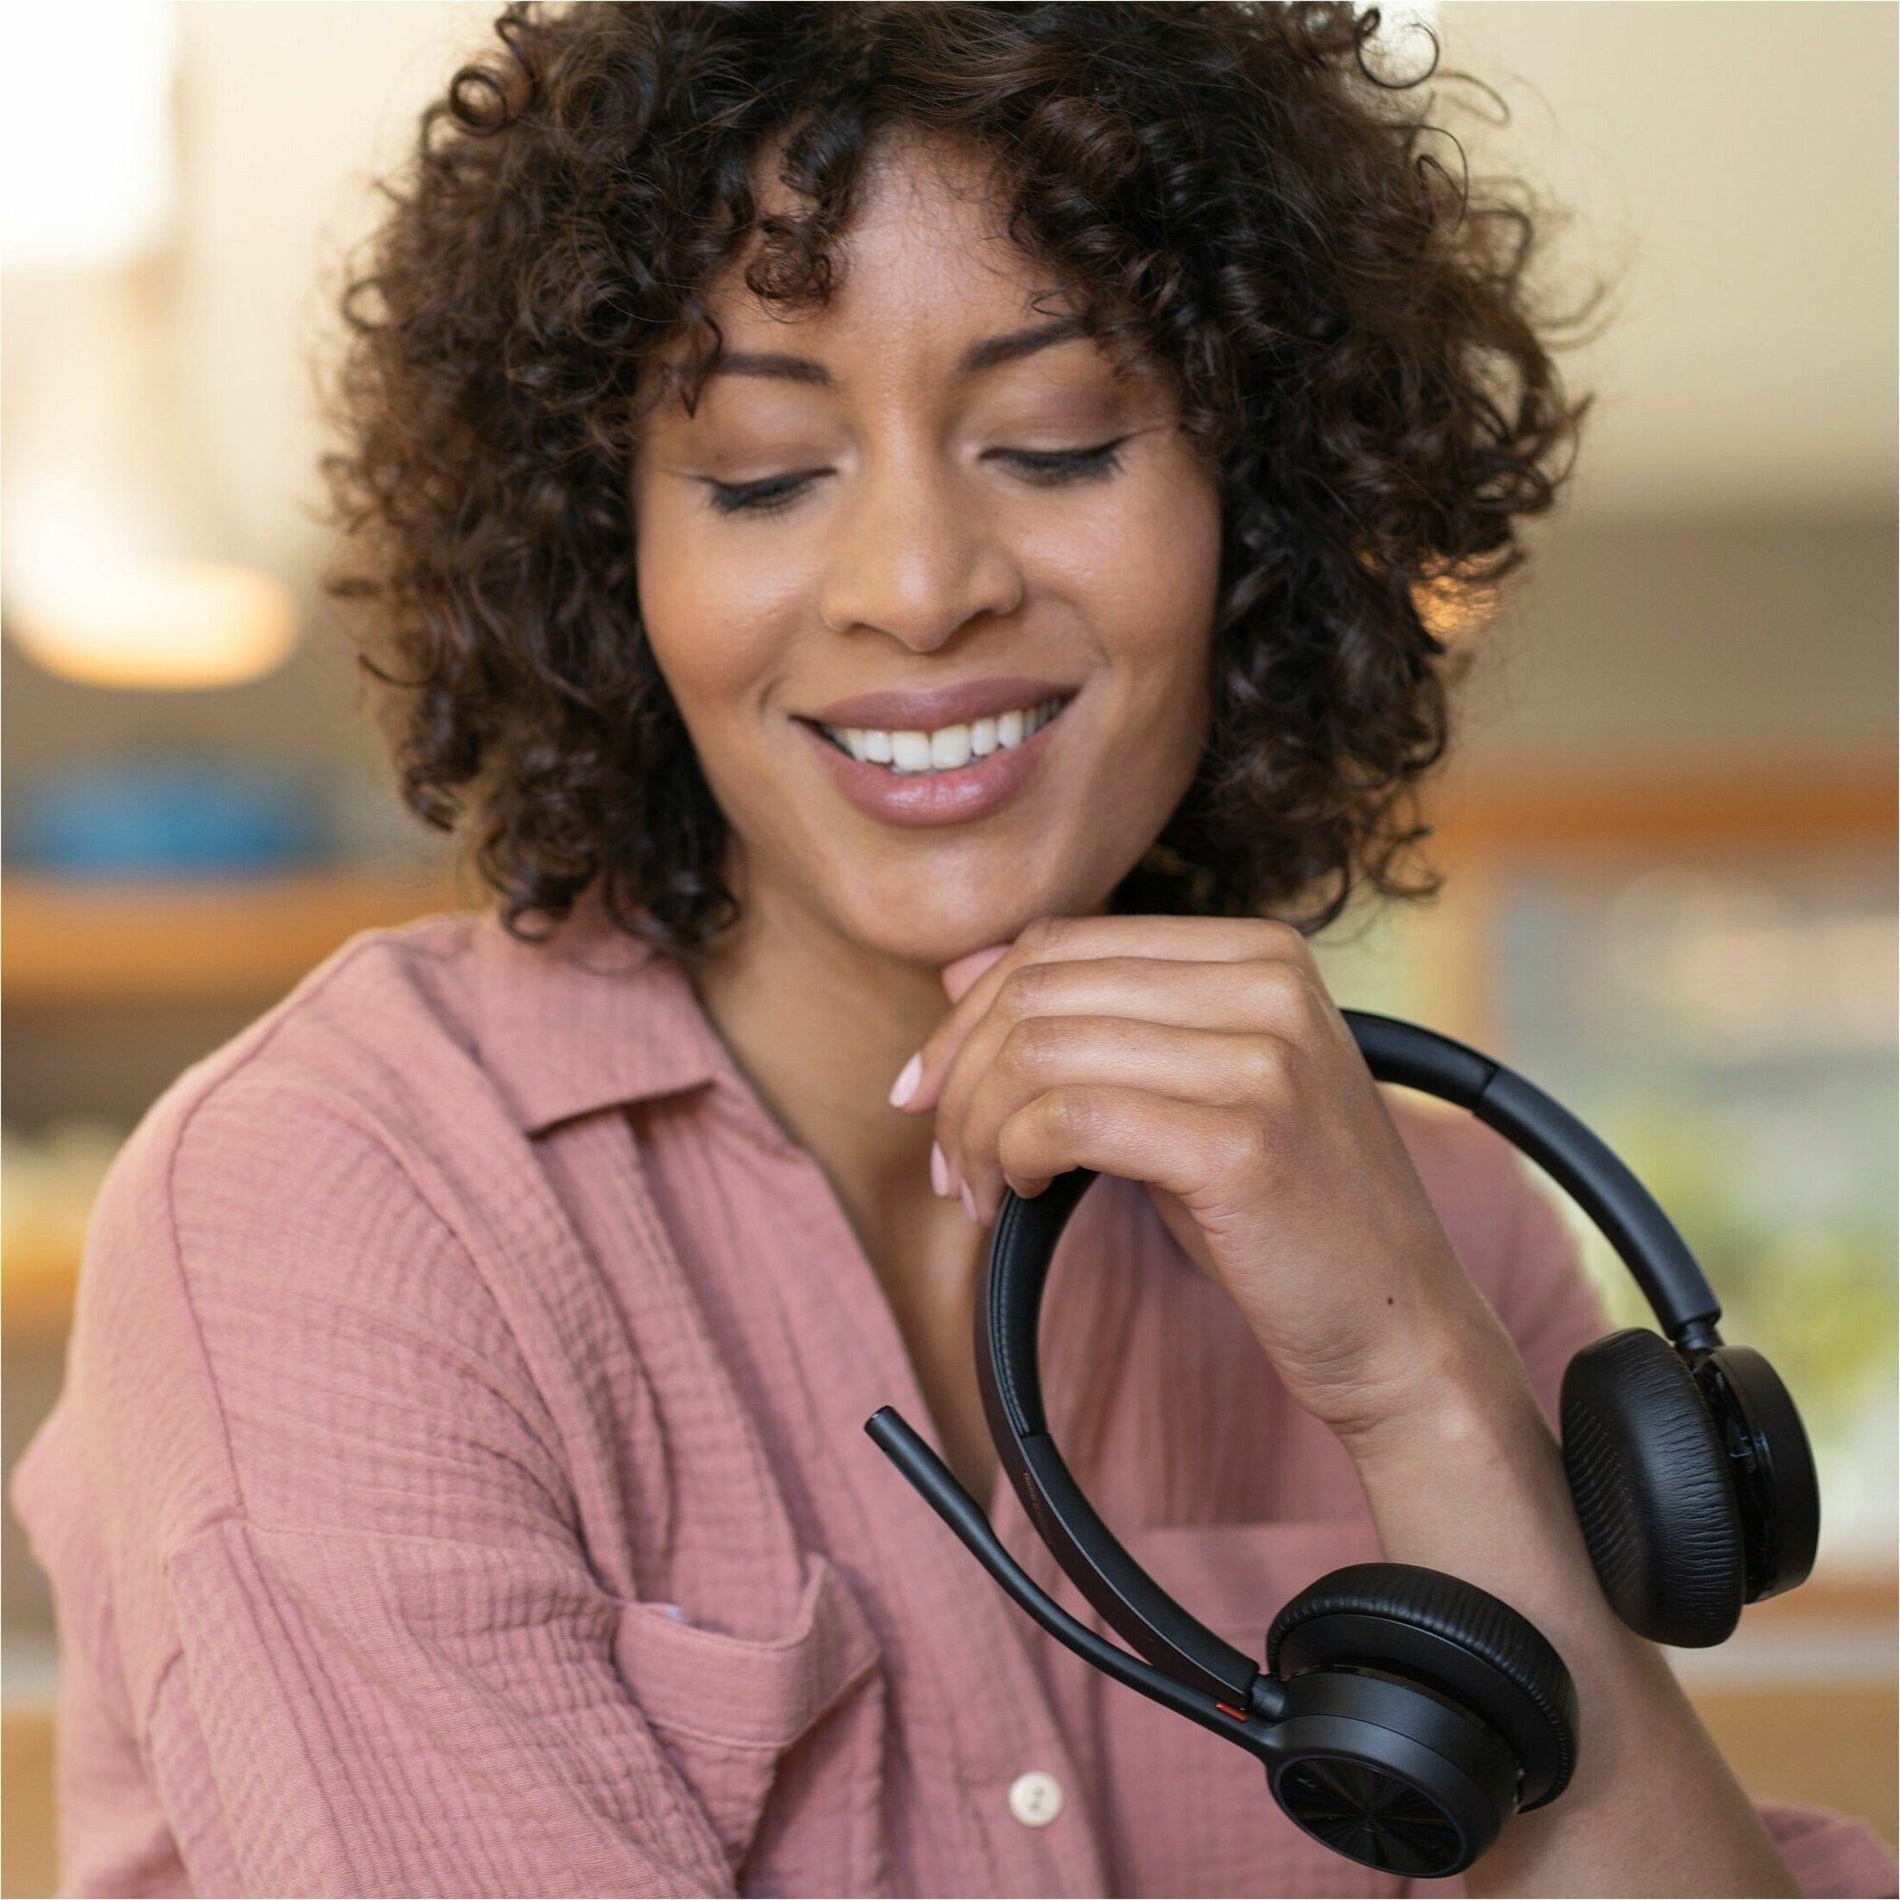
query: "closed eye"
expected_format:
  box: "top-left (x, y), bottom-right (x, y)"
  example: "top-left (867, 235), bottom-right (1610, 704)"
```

top-left (700, 438), bottom-right (1132, 519)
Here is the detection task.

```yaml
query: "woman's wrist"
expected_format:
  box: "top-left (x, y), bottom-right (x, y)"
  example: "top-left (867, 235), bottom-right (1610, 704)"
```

top-left (1319, 1295), bottom-right (1543, 1488)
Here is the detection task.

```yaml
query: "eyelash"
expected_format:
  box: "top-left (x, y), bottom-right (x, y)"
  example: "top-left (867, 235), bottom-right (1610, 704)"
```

top-left (701, 439), bottom-right (1131, 519)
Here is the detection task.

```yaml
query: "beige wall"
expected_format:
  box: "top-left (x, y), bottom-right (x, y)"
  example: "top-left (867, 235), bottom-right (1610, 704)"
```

top-left (1462, 514), bottom-right (1896, 767)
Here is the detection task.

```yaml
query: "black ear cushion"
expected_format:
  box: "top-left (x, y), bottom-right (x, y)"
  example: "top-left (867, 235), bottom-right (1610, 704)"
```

top-left (1561, 1329), bottom-right (1745, 1647)
top-left (1267, 1561), bottom-right (1578, 1808)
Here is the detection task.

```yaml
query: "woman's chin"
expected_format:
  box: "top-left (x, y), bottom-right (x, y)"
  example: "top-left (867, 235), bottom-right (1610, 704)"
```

top-left (822, 877), bottom-right (1112, 975)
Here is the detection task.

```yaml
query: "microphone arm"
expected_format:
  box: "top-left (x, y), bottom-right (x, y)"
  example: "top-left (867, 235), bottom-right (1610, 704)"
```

top-left (864, 1406), bottom-right (1280, 1751)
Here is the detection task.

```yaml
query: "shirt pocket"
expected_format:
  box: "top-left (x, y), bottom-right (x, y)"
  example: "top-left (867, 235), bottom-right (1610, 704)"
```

top-left (1091, 1516), bottom-right (1417, 1898)
top-left (611, 1550), bottom-right (886, 1888)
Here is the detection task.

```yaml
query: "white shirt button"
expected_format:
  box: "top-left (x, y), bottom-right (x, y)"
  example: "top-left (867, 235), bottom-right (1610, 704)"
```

top-left (1008, 1770), bottom-right (1064, 1828)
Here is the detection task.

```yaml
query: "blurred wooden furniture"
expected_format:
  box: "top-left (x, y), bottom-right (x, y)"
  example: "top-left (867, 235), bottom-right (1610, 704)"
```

top-left (1686, 1574), bottom-right (1900, 1844)
top-left (3, 865), bottom-right (469, 1007)
top-left (1695, 1682), bottom-right (1898, 1849)
top-left (1433, 750), bottom-right (1895, 856)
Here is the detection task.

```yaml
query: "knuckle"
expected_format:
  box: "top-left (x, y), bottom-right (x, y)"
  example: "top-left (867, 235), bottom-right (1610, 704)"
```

top-left (1257, 917), bottom-right (1312, 963)
top-left (996, 963), bottom-right (1046, 1020)
top-left (999, 1015), bottom-right (1061, 1078)
top-left (996, 1117), bottom-right (1037, 1180)
top-left (1245, 1033), bottom-right (1296, 1095)
top-left (1253, 959), bottom-right (1323, 1028)
top-left (1045, 1084), bottom-right (1100, 1140)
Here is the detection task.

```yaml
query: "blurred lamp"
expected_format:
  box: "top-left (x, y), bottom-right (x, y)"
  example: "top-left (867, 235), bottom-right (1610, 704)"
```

top-left (5, 482), bottom-right (298, 690)
top-left (2, 1), bottom-right (298, 692)
top-left (2, 0), bottom-right (320, 872)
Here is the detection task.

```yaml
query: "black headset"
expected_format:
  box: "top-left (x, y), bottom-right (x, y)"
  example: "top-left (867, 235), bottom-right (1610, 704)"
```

top-left (866, 1009), bottom-right (1819, 1880)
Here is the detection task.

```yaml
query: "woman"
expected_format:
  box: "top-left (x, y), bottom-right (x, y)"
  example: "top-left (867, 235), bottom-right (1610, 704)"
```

top-left (13, 5), bottom-right (1895, 1895)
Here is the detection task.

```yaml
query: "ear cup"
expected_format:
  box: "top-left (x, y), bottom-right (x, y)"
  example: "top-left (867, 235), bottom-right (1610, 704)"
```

top-left (1266, 1665), bottom-right (1518, 1878)
top-left (1692, 1345), bottom-right (1820, 1603)
top-left (1267, 1561), bottom-right (1578, 1809)
top-left (1561, 1328), bottom-right (1745, 1646)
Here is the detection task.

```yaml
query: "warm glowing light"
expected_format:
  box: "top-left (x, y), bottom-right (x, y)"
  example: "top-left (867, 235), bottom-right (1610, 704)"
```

top-left (9, 558), bottom-right (298, 689)
top-left (7, 480), bottom-right (299, 688)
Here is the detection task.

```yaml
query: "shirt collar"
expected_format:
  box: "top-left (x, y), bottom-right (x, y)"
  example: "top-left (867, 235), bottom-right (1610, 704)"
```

top-left (471, 883), bottom-right (728, 1136)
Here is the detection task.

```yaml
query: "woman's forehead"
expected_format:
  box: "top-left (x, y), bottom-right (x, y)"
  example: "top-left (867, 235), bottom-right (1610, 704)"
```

top-left (637, 130), bottom-right (1163, 419)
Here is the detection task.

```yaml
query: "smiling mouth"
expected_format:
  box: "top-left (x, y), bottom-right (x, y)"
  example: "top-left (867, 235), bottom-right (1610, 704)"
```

top-left (802, 693), bottom-right (1076, 775)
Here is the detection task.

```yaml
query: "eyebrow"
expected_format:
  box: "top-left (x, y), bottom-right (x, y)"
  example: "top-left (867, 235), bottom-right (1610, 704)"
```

top-left (704, 314), bottom-right (1092, 387)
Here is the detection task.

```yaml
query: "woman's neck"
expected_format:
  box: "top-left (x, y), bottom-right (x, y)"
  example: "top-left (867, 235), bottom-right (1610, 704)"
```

top-left (677, 887), bottom-right (963, 1257)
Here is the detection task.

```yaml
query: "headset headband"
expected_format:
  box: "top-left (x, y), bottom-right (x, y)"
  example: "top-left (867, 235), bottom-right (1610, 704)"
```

top-left (972, 1010), bottom-right (1729, 1705)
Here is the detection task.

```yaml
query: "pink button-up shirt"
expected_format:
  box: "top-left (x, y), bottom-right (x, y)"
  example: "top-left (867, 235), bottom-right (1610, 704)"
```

top-left (13, 895), bottom-right (1896, 1897)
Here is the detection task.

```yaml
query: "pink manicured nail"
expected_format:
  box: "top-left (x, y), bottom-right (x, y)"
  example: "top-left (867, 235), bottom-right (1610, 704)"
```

top-left (960, 1181), bottom-right (981, 1224)
top-left (888, 1052), bottom-right (923, 1108)
top-left (930, 1141), bottom-right (950, 1197)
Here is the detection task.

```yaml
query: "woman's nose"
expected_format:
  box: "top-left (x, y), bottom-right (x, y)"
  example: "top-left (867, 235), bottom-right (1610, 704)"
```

top-left (817, 447), bottom-right (1024, 651)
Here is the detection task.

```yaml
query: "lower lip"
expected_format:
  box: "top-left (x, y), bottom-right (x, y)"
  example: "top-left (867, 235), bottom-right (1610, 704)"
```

top-left (799, 701), bottom-right (1074, 827)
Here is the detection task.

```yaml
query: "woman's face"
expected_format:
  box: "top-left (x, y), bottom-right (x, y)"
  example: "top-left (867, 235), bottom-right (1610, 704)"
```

top-left (630, 133), bottom-right (1224, 971)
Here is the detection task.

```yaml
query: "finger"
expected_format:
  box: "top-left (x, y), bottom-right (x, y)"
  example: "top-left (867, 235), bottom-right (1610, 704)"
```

top-left (990, 1085), bottom-right (1259, 1216)
top-left (941, 943), bottom-right (1010, 1003)
top-left (954, 1018), bottom-right (1299, 1222)
top-left (927, 950), bottom-right (1345, 1164)
top-left (894, 914), bottom-right (1315, 1115)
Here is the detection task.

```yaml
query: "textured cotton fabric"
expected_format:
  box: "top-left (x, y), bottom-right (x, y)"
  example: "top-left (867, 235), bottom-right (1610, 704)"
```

top-left (13, 894), bottom-right (1896, 1898)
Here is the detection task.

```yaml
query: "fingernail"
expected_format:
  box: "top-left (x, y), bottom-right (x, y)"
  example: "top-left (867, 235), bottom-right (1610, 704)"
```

top-left (888, 1052), bottom-right (923, 1108)
top-left (960, 1181), bottom-right (981, 1224)
top-left (930, 1141), bottom-right (950, 1197)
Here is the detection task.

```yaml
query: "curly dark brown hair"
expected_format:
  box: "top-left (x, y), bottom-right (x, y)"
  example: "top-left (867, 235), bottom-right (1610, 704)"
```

top-left (316, 0), bottom-right (1601, 953)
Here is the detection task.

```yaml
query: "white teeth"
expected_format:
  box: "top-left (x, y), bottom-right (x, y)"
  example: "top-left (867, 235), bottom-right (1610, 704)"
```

top-left (930, 724), bottom-right (972, 770)
top-left (824, 696), bottom-right (1066, 773)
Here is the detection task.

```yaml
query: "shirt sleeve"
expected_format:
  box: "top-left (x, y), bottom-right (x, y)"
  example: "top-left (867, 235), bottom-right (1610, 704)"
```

top-left (74, 1073), bottom-right (738, 1899)
top-left (1490, 1153), bottom-right (1899, 1899)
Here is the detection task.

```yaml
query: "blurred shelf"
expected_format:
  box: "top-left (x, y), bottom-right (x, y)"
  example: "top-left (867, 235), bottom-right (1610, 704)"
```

top-left (1433, 752), bottom-right (1896, 857)
top-left (3, 867), bottom-right (471, 1008)
top-left (4, 761), bottom-right (1889, 1010)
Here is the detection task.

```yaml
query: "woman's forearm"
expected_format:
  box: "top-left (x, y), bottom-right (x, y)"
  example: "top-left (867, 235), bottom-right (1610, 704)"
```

top-left (1338, 1336), bottom-right (1799, 1899)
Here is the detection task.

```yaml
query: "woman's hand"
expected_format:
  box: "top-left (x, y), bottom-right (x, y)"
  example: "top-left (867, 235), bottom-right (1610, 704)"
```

top-left (892, 912), bottom-right (1521, 1451)
top-left (896, 914), bottom-right (1811, 1899)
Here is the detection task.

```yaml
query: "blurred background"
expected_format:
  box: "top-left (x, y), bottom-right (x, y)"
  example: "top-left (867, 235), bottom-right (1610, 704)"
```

top-left (1, 3), bottom-right (1893, 1891)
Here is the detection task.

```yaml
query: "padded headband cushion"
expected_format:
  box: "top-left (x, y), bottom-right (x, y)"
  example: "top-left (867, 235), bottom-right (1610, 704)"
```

top-left (1561, 1329), bottom-right (1745, 1647)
